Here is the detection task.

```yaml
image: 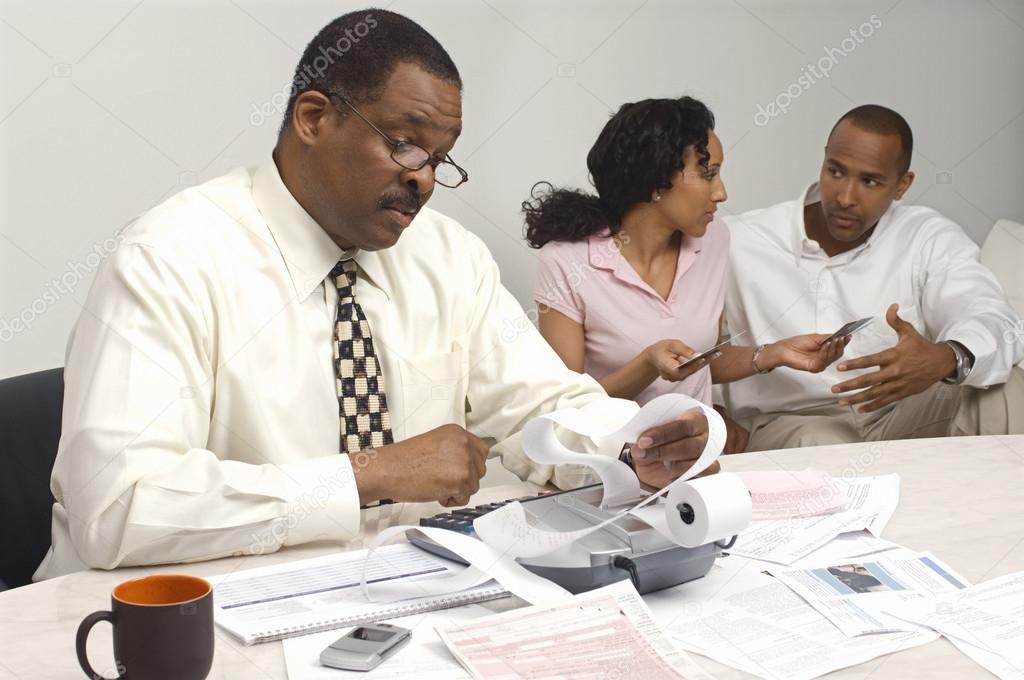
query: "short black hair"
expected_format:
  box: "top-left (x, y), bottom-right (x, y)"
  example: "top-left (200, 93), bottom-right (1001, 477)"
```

top-left (830, 104), bottom-right (913, 175)
top-left (523, 97), bottom-right (716, 248)
top-left (278, 9), bottom-right (461, 138)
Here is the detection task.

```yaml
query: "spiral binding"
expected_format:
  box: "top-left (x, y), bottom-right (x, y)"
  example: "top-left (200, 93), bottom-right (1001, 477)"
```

top-left (251, 586), bottom-right (509, 644)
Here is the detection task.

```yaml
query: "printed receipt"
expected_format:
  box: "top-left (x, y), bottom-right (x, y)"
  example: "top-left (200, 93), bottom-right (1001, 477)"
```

top-left (437, 579), bottom-right (714, 680)
top-left (473, 394), bottom-right (748, 559)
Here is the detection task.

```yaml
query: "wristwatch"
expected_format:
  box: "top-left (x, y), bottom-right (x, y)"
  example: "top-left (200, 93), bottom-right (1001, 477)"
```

top-left (618, 443), bottom-right (636, 471)
top-left (941, 340), bottom-right (975, 384)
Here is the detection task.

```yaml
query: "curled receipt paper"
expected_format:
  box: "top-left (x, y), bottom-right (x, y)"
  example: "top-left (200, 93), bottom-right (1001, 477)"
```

top-left (473, 394), bottom-right (749, 558)
top-left (363, 393), bottom-right (751, 602)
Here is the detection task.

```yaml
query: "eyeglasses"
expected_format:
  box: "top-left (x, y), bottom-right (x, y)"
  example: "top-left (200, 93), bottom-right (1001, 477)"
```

top-left (326, 90), bottom-right (468, 189)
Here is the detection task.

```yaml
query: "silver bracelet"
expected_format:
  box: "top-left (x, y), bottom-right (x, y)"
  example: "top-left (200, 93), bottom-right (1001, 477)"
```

top-left (751, 344), bottom-right (773, 374)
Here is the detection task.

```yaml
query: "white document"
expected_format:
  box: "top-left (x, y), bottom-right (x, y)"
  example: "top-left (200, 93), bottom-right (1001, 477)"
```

top-left (770, 551), bottom-right (970, 636)
top-left (730, 475), bottom-right (899, 565)
top-left (437, 580), bottom-right (714, 680)
top-left (885, 571), bottom-right (1024, 680)
top-left (729, 510), bottom-right (874, 565)
top-left (282, 605), bottom-right (489, 680)
top-left (661, 558), bottom-right (939, 680)
top-left (837, 475), bottom-right (900, 536)
top-left (792, 530), bottom-right (899, 566)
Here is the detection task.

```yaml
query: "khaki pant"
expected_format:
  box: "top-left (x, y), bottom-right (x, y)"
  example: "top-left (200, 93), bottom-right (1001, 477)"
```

top-left (741, 365), bottom-right (1024, 451)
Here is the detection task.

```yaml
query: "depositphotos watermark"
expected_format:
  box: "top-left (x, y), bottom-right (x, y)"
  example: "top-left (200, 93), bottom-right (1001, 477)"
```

top-left (247, 450), bottom-right (378, 555)
top-left (754, 14), bottom-right (882, 127)
top-left (0, 233), bottom-right (125, 343)
top-left (249, 12), bottom-right (379, 127)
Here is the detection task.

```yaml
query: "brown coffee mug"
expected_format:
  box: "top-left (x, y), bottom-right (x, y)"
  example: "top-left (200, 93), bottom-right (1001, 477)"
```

top-left (76, 574), bottom-right (214, 680)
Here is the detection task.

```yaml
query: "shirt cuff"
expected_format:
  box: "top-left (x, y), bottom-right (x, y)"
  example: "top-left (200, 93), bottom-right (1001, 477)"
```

top-left (279, 455), bottom-right (361, 546)
top-left (941, 326), bottom-right (999, 387)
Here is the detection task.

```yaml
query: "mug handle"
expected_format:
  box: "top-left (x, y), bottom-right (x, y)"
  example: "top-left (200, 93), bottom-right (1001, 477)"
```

top-left (76, 610), bottom-right (124, 680)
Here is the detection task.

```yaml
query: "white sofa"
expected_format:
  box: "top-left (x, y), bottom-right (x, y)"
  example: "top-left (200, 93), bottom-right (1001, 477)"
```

top-left (980, 219), bottom-right (1024, 368)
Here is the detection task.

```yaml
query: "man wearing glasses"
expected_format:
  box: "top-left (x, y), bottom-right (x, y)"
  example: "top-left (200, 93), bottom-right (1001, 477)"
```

top-left (37, 10), bottom-right (712, 579)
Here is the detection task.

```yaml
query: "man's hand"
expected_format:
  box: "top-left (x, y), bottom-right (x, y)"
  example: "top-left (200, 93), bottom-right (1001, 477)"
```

top-left (762, 333), bottom-right (850, 373)
top-left (714, 404), bottom-right (749, 454)
top-left (631, 408), bottom-right (716, 488)
top-left (831, 303), bottom-right (956, 413)
top-left (645, 339), bottom-right (718, 382)
top-left (356, 424), bottom-right (488, 507)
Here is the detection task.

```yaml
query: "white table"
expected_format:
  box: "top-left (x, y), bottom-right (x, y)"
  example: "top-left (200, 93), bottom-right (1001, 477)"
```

top-left (1, 435), bottom-right (1022, 679)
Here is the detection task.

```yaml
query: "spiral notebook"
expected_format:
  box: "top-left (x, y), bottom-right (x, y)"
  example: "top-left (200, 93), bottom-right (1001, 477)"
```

top-left (211, 543), bottom-right (509, 645)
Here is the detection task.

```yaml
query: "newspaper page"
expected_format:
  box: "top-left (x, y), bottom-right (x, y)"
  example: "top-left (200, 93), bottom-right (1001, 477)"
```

top-left (769, 551), bottom-right (970, 636)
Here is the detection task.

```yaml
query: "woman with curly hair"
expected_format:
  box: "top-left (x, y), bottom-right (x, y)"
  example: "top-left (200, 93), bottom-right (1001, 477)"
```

top-left (525, 96), bottom-right (848, 453)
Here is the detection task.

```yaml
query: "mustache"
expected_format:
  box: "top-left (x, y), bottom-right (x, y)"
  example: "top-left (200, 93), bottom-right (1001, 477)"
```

top-left (376, 191), bottom-right (422, 213)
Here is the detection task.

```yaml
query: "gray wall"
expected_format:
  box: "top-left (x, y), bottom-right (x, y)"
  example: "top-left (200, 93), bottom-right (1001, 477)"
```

top-left (2, 0), bottom-right (1023, 378)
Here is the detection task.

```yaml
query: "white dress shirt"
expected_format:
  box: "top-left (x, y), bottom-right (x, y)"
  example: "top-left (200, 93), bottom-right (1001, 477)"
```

top-left (35, 159), bottom-right (633, 580)
top-left (721, 183), bottom-right (1024, 419)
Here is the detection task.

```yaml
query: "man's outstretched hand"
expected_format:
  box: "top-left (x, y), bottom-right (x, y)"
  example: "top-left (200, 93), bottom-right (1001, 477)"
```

top-left (832, 303), bottom-right (956, 413)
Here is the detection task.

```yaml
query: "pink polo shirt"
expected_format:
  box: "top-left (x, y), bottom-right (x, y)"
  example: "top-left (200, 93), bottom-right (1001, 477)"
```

top-left (534, 221), bottom-right (730, 406)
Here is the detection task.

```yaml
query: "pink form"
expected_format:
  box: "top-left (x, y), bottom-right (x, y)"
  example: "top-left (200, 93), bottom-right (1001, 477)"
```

top-left (437, 580), bottom-right (708, 679)
top-left (737, 469), bottom-right (848, 521)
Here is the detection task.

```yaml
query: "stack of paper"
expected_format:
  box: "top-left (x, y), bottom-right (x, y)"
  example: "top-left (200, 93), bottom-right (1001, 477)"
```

top-left (657, 556), bottom-right (939, 680)
top-left (730, 474), bottom-right (900, 565)
top-left (737, 469), bottom-right (848, 521)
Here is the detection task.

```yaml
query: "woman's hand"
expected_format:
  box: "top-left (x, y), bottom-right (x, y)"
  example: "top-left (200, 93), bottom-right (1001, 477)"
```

top-left (644, 339), bottom-right (718, 382)
top-left (762, 334), bottom-right (850, 373)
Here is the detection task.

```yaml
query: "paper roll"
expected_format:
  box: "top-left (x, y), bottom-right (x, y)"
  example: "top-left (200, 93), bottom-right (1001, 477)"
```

top-left (664, 473), bottom-right (752, 548)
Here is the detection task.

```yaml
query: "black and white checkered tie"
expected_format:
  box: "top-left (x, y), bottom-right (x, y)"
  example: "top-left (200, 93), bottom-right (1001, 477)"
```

top-left (331, 259), bottom-right (394, 454)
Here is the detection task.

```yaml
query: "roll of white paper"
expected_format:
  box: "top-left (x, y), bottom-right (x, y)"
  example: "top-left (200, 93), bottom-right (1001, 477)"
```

top-left (664, 473), bottom-right (752, 548)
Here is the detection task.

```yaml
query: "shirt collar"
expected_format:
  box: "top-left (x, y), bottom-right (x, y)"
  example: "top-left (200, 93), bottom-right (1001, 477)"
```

top-left (795, 182), bottom-right (900, 265)
top-left (792, 182), bottom-right (819, 263)
top-left (587, 229), bottom-right (704, 292)
top-left (252, 157), bottom-right (348, 302)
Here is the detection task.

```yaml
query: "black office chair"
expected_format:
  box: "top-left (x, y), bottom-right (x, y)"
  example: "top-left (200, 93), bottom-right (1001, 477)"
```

top-left (0, 368), bottom-right (64, 589)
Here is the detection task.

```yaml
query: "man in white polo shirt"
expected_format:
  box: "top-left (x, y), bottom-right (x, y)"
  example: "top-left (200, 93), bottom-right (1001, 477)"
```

top-left (722, 105), bottom-right (1024, 450)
